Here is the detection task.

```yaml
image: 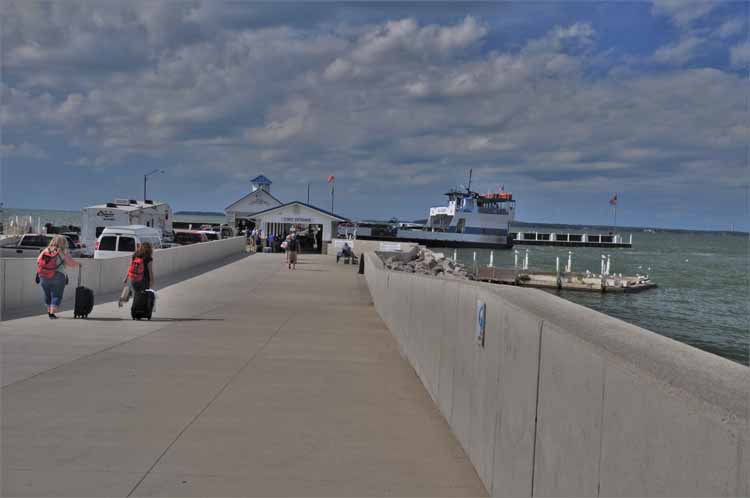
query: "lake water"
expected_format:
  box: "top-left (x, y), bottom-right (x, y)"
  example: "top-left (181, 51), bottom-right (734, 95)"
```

top-left (4, 208), bottom-right (748, 365)
top-left (440, 230), bottom-right (749, 366)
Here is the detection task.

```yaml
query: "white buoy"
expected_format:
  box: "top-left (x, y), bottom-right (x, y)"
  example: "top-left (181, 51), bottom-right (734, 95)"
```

top-left (489, 251), bottom-right (494, 267)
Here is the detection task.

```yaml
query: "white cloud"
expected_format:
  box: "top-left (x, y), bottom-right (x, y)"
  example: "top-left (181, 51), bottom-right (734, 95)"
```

top-left (1, 5), bottom-right (746, 198)
top-left (350, 16), bottom-right (486, 64)
top-left (730, 41), bottom-right (750, 68)
top-left (652, 36), bottom-right (704, 65)
top-left (651, 0), bottom-right (720, 28)
top-left (716, 18), bottom-right (744, 39)
top-left (0, 142), bottom-right (49, 160)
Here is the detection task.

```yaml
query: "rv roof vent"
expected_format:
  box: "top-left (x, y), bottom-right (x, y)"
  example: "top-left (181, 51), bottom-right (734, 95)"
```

top-left (114, 198), bottom-right (130, 205)
top-left (106, 203), bottom-right (118, 208)
top-left (144, 200), bottom-right (154, 205)
top-left (129, 199), bottom-right (138, 204)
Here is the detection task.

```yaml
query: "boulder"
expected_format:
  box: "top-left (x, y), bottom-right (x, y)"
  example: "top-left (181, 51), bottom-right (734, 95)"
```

top-left (378, 246), bottom-right (469, 280)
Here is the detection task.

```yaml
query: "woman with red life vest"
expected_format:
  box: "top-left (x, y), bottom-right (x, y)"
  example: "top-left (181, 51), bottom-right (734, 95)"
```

top-left (118, 242), bottom-right (155, 307)
top-left (36, 234), bottom-right (80, 319)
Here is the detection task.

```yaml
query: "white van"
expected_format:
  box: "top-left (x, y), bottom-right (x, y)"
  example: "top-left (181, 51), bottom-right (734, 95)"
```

top-left (94, 226), bottom-right (162, 259)
top-left (81, 199), bottom-right (173, 256)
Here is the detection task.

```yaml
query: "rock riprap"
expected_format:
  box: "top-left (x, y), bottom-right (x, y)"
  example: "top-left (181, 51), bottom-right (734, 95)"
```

top-left (380, 247), bottom-right (470, 280)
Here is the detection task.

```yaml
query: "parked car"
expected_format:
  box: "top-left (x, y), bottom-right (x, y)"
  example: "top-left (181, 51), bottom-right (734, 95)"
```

top-left (94, 226), bottom-right (162, 259)
top-left (219, 225), bottom-right (236, 239)
top-left (174, 230), bottom-right (208, 245)
top-left (62, 232), bottom-right (84, 257)
top-left (0, 234), bottom-right (52, 258)
top-left (196, 230), bottom-right (220, 241)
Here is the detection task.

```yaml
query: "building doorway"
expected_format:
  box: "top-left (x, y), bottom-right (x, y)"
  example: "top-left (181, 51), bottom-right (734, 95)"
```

top-left (235, 219), bottom-right (256, 235)
top-left (297, 224), bottom-right (323, 254)
top-left (261, 222), bottom-right (323, 254)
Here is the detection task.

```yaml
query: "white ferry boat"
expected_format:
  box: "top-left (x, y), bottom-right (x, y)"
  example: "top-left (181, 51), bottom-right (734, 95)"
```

top-left (346, 184), bottom-right (516, 249)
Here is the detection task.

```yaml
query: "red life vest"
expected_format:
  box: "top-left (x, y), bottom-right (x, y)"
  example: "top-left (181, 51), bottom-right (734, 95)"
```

top-left (37, 249), bottom-right (62, 279)
top-left (128, 257), bottom-right (146, 283)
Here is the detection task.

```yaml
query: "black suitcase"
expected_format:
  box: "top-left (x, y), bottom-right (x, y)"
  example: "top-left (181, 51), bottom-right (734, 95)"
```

top-left (131, 290), bottom-right (155, 321)
top-left (73, 268), bottom-right (94, 319)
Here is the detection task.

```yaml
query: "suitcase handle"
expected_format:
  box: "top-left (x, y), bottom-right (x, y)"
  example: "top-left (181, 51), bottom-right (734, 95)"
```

top-left (78, 265), bottom-right (82, 287)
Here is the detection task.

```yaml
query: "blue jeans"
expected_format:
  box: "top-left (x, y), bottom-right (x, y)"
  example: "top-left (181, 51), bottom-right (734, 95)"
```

top-left (40, 272), bottom-right (66, 307)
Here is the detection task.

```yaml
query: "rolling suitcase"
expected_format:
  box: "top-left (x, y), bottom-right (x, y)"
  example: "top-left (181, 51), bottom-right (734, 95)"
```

top-left (73, 267), bottom-right (94, 319)
top-left (131, 290), bottom-right (155, 321)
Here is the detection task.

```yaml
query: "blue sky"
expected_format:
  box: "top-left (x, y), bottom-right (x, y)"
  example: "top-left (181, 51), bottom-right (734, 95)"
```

top-left (1, 1), bottom-right (748, 230)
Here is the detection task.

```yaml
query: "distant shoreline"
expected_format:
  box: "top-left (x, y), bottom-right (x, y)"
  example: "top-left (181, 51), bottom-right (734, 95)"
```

top-left (2, 207), bottom-right (747, 235)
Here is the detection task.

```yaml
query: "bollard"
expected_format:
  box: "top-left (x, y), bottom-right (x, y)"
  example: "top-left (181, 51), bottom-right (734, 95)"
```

top-left (489, 251), bottom-right (494, 267)
top-left (556, 256), bottom-right (560, 274)
top-left (601, 255), bottom-right (606, 276)
top-left (566, 251), bottom-right (572, 273)
top-left (358, 253), bottom-right (365, 274)
top-left (523, 249), bottom-right (529, 270)
top-left (473, 251), bottom-right (477, 273)
top-left (514, 250), bottom-right (519, 269)
top-left (453, 249), bottom-right (457, 261)
top-left (606, 254), bottom-right (611, 276)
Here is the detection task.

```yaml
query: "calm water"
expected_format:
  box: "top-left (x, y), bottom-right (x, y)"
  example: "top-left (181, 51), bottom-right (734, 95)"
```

top-left (5, 209), bottom-right (749, 365)
top-left (440, 230), bottom-right (749, 365)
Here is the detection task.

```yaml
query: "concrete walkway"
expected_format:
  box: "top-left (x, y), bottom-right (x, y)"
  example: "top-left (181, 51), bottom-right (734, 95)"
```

top-left (1, 254), bottom-right (486, 497)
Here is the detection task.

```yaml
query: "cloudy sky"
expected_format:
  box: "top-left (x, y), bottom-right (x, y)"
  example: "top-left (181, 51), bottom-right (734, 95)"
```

top-left (1, 1), bottom-right (748, 230)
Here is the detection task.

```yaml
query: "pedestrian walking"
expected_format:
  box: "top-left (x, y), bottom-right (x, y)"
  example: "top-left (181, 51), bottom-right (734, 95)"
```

top-left (36, 234), bottom-right (81, 319)
top-left (118, 242), bottom-right (156, 307)
top-left (286, 233), bottom-right (301, 270)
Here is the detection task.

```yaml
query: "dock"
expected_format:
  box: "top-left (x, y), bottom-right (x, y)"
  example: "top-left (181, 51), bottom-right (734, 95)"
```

top-left (0, 253), bottom-right (485, 496)
top-left (474, 266), bottom-right (657, 292)
top-left (510, 231), bottom-right (632, 248)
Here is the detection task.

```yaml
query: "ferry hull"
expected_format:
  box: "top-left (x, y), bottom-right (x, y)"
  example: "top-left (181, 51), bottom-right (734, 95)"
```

top-left (356, 230), bottom-right (513, 249)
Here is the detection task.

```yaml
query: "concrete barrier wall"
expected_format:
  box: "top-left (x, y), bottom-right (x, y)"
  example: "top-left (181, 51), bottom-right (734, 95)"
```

top-left (0, 237), bottom-right (246, 319)
top-left (325, 239), bottom-right (418, 257)
top-left (364, 252), bottom-right (749, 497)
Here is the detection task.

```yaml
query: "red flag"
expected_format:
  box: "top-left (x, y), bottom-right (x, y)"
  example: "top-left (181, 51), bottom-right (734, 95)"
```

top-left (609, 194), bottom-right (618, 206)
top-left (327, 175), bottom-right (335, 184)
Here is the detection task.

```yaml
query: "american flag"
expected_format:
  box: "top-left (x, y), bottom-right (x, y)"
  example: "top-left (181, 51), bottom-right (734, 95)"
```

top-left (609, 194), bottom-right (618, 206)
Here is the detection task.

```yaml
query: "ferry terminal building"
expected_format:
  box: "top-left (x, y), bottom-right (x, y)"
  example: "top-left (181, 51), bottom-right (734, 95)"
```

top-left (225, 175), bottom-right (347, 253)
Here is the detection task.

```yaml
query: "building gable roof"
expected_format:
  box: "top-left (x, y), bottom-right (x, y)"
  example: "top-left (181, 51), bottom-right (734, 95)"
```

top-left (250, 201), bottom-right (349, 222)
top-left (225, 188), bottom-right (283, 212)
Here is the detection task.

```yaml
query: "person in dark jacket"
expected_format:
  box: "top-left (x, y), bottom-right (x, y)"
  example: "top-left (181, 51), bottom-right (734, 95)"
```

top-left (118, 243), bottom-right (155, 307)
top-left (285, 234), bottom-right (301, 270)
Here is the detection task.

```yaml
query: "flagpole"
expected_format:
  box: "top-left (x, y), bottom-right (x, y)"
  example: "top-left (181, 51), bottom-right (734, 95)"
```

top-left (613, 193), bottom-right (617, 229)
top-left (331, 181), bottom-right (335, 213)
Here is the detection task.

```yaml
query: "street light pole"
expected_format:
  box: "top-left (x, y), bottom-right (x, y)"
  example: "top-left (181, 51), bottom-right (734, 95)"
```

top-left (144, 169), bottom-right (164, 200)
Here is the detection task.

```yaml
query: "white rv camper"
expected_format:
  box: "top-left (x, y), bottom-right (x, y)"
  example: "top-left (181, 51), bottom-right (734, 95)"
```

top-left (80, 199), bottom-right (173, 256)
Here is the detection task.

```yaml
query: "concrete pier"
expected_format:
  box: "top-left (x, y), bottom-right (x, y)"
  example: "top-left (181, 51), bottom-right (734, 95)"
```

top-left (364, 252), bottom-right (748, 497)
top-left (1, 254), bottom-right (486, 496)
